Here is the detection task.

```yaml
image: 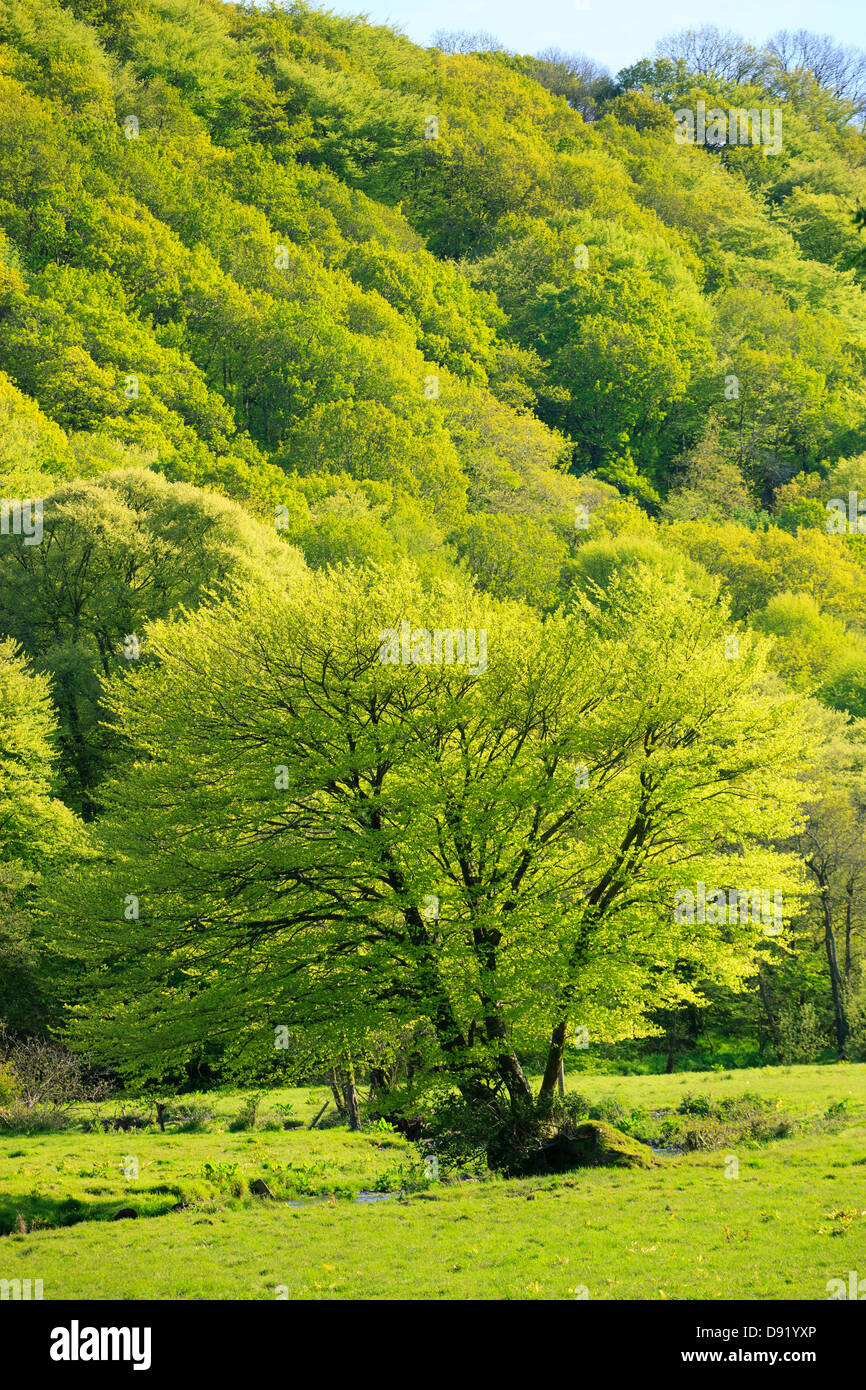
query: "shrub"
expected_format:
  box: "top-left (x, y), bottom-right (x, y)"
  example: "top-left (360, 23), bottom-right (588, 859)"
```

top-left (826, 1099), bottom-right (851, 1121)
top-left (261, 1159), bottom-right (346, 1199)
top-left (655, 1093), bottom-right (792, 1150)
top-left (844, 989), bottom-right (866, 1061)
top-left (585, 1095), bottom-right (629, 1125)
top-left (228, 1093), bottom-right (263, 1132)
top-left (678, 1092), bottom-right (714, 1117)
top-left (0, 1025), bottom-right (110, 1128)
top-left (424, 1092), bottom-right (503, 1174)
top-left (173, 1104), bottom-right (214, 1133)
top-left (98, 1108), bottom-right (150, 1132)
top-left (0, 1103), bottom-right (74, 1133)
top-left (371, 1159), bottom-right (430, 1194)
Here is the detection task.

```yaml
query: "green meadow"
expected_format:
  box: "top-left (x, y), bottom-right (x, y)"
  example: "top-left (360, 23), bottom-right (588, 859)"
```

top-left (3, 1065), bottom-right (864, 1301)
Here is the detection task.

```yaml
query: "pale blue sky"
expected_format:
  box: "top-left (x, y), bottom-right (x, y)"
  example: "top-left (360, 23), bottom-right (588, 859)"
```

top-left (318, 0), bottom-right (865, 75)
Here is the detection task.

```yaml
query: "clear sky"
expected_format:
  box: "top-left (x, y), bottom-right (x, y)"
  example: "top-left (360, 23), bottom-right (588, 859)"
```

top-left (316, 0), bottom-right (866, 76)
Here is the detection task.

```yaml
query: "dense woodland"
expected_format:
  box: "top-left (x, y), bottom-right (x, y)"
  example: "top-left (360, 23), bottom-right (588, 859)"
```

top-left (3, 0), bottom-right (866, 1148)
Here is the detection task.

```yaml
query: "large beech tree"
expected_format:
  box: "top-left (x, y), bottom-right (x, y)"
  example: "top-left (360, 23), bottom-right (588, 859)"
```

top-left (64, 563), bottom-right (810, 1112)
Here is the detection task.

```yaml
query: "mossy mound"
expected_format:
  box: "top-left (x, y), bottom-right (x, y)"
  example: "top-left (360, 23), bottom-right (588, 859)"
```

top-left (548, 1120), bottom-right (655, 1171)
top-left (487, 1116), bottom-right (655, 1176)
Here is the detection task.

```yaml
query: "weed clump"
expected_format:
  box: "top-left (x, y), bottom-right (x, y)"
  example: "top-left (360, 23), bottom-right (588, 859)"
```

top-left (228, 1094), bottom-right (263, 1132)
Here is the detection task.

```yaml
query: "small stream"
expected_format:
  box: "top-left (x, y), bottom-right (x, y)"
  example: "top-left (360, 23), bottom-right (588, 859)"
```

top-left (286, 1189), bottom-right (398, 1209)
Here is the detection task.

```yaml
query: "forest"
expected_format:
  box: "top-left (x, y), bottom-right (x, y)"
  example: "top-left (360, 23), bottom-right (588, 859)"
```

top-left (1, 0), bottom-right (866, 1304)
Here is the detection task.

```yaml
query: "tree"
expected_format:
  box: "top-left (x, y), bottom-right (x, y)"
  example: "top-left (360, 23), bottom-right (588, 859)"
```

top-left (450, 511), bottom-right (567, 609)
top-left (523, 50), bottom-right (614, 122)
top-left (767, 31), bottom-right (866, 120)
top-left (789, 715), bottom-right (866, 1057)
top-left (565, 533), bottom-right (715, 607)
top-left (664, 517), bottom-right (866, 627)
top-left (0, 639), bottom-right (83, 1030)
top-left (661, 419), bottom-right (754, 523)
top-left (62, 563), bottom-right (810, 1164)
top-left (431, 31), bottom-right (505, 56)
top-left (606, 91), bottom-right (674, 134)
top-left (655, 26), bottom-right (770, 87)
top-left (752, 592), bottom-right (854, 690)
top-left (472, 215), bottom-right (712, 473)
top-left (0, 468), bottom-right (305, 814)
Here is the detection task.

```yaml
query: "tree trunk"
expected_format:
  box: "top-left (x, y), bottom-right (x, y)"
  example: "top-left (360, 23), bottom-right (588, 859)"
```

top-left (343, 1053), bottom-right (362, 1131)
top-left (368, 1066), bottom-right (389, 1101)
top-left (844, 880), bottom-right (854, 979)
top-left (757, 971), bottom-right (780, 1050)
top-left (537, 1019), bottom-right (568, 1115)
top-left (329, 1068), bottom-right (345, 1116)
top-left (481, 1005), bottom-right (533, 1113)
top-left (820, 886), bottom-right (849, 1058)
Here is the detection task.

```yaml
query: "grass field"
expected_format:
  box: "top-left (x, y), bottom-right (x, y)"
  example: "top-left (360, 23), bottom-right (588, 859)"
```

top-left (2, 1064), bottom-right (865, 1300)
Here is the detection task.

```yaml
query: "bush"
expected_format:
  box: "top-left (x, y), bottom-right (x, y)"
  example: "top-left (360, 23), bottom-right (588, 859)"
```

top-left (371, 1159), bottom-right (430, 1194)
top-left (585, 1095), bottom-right (630, 1126)
top-left (0, 1103), bottom-right (74, 1133)
top-left (259, 1159), bottom-right (352, 1200)
top-left (678, 1092), bottom-right (714, 1117)
top-left (654, 1092), bottom-right (792, 1150)
top-left (844, 988), bottom-right (866, 1061)
top-left (227, 1093), bottom-right (263, 1132)
top-left (173, 1104), bottom-right (214, 1133)
top-left (424, 1092), bottom-right (504, 1174)
top-left (0, 1026), bottom-right (109, 1129)
top-left (95, 1107), bottom-right (150, 1132)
